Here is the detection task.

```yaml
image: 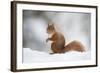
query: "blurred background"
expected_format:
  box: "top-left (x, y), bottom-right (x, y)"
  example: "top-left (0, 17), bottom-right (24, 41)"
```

top-left (23, 10), bottom-right (91, 53)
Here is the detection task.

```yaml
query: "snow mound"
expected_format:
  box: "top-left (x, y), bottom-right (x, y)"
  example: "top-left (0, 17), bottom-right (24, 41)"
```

top-left (23, 48), bottom-right (91, 63)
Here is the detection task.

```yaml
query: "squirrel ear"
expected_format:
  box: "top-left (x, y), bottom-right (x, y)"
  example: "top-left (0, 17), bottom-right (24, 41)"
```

top-left (48, 22), bottom-right (54, 26)
top-left (48, 22), bottom-right (51, 26)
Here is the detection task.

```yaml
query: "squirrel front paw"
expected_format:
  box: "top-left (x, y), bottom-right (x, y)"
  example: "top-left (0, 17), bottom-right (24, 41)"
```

top-left (46, 38), bottom-right (49, 42)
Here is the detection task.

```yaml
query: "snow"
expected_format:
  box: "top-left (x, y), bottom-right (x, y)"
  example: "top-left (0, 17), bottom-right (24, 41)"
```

top-left (23, 48), bottom-right (91, 63)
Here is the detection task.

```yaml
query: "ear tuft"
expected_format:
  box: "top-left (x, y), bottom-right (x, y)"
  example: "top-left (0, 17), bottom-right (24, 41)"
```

top-left (48, 22), bottom-right (51, 26)
top-left (48, 22), bottom-right (54, 26)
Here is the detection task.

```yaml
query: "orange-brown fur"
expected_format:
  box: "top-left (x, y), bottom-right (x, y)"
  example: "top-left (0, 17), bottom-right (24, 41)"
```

top-left (46, 23), bottom-right (85, 54)
top-left (63, 40), bottom-right (85, 52)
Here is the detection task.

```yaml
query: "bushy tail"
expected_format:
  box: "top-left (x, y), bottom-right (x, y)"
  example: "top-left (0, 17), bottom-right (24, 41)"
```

top-left (63, 40), bottom-right (85, 52)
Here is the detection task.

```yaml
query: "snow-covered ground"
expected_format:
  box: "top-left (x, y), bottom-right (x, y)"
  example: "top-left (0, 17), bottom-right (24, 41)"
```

top-left (23, 48), bottom-right (91, 63)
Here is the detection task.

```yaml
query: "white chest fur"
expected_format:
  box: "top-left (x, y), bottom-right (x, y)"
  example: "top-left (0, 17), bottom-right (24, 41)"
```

top-left (48, 33), bottom-right (54, 43)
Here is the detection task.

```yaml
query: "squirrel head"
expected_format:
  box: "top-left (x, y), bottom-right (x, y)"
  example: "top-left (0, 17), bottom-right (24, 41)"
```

top-left (47, 23), bottom-right (56, 34)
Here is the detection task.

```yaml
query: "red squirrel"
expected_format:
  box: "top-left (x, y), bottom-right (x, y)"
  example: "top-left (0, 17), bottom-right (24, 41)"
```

top-left (46, 23), bottom-right (85, 54)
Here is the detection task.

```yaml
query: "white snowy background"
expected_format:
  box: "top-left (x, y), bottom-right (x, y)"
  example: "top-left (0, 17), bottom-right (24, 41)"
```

top-left (23, 10), bottom-right (91, 63)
